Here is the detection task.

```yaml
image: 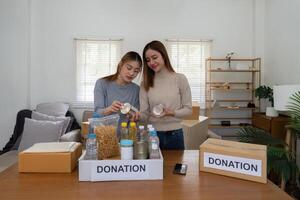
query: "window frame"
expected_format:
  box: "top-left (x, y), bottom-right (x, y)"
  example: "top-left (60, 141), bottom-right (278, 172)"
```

top-left (166, 39), bottom-right (212, 108)
top-left (73, 38), bottom-right (123, 109)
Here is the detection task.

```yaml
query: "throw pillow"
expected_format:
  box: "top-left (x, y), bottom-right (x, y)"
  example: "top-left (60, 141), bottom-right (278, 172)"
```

top-left (18, 118), bottom-right (65, 152)
top-left (36, 102), bottom-right (69, 117)
top-left (11, 135), bottom-right (22, 150)
top-left (31, 111), bottom-right (71, 135)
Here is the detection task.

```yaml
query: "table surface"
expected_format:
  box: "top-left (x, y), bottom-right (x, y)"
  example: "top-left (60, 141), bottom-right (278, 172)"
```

top-left (0, 150), bottom-right (292, 200)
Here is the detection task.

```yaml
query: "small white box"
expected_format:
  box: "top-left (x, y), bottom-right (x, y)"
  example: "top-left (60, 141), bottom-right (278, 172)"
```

top-left (79, 150), bottom-right (163, 181)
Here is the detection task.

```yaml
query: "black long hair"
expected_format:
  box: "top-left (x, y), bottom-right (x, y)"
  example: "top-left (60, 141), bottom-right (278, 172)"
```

top-left (103, 51), bottom-right (142, 81)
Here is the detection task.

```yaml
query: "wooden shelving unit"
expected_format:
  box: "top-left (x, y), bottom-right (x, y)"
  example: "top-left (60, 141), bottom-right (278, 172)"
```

top-left (205, 57), bottom-right (261, 129)
top-left (210, 88), bottom-right (254, 91)
top-left (210, 117), bottom-right (252, 120)
top-left (218, 106), bottom-right (257, 110)
top-left (206, 99), bottom-right (252, 102)
top-left (209, 69), bottom-right (260, 72)
top-left (209, 124), bottom-right (251, 129)
top-left (207, 82), bottom-right (253, 84)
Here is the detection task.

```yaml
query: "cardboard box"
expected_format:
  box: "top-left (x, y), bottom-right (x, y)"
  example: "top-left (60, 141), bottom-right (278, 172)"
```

top-left (181, 116), bottom-right (209, 150)
top-left (19, 142), bottom-right (82, 173)
top-left (199, 138), bottom-right (267, 183)
top-left (184, 102), bottom-right (200, 120)
top-left (81, 121), bottom-right (89, 134)
top-left (81, 121), bottom-right (89, 143)
top-left (79, 150), bottom-right (163, 182)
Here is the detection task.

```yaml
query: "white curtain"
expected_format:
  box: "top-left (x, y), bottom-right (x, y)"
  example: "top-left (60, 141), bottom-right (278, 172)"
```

top-left (166, 39), bottom-right (212, 108)
top-left (75, 39), bottom-right (122, 105)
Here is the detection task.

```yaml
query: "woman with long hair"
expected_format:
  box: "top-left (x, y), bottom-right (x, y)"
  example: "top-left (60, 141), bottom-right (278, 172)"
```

top-left (94, 51), bottom-right (142, 122)
top-left (140, 40), bottom-right (192, 150)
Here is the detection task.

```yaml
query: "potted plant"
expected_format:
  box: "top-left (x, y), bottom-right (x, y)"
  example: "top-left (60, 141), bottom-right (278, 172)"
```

top-left (238, 127), bottom-right (297, 188)
top-left (288, 91), bottom-right (300, 134)
top-left (286, 91), bottom-right (300, 197)
top-left (255, 85), bottom-right (278, 117)
top-left (238, 91), bottom-right (300, 197)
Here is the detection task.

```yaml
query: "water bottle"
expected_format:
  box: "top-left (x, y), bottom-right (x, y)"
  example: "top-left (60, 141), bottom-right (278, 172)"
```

top-left (147, 124), bottom-right (153, 130)
top-left (85, 133), bottom-right (98, 160)
top-left (134, 125), bottom-right (148, 159)
top-left (147, 124), bottom-right (153, 137)
top-left (137, 125), bottom-right (146, 141)
top-left (148, 128), bottom-right (160, 159)
top-left (120, 122), bottom-right (129, 140)
top-left (92, 112), bottom-right (101, 118)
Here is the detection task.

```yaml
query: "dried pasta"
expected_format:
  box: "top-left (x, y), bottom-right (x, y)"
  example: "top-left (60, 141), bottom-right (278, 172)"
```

top-left (94, 125), bottom-right (120, 159)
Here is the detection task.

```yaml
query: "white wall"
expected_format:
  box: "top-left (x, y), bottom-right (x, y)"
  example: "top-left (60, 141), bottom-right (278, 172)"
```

top-left (264, 0), bottom-right (300, 85)
top-left (0, 0), bottom-right (263, 149)
top-left (0, 0), bottom-right (30, 149)
top-left (29, 0), bottom-right (258, 106)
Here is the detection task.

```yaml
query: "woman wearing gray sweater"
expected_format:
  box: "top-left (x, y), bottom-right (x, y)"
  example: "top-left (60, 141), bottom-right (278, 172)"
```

top-left (94, 51), bottom-right (142, 123)
top-left (140, 41), bottom-right (192, 150)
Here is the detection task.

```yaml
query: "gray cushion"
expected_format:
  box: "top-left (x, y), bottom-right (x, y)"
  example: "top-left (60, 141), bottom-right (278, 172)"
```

top-left (36, 102), bottom-right (69, 117)
top-left (59, 129), bottom-right (81, 142)
top-left (11, 135), bottom-right (22, 150)
top-left (18, 118), bottom-right (65, 152)
top-left (32, 111), bottom-right (71, 135)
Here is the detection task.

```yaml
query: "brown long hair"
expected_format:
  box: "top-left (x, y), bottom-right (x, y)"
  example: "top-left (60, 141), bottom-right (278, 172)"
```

top-left (142, 40), bottom-right (175, 91)
top-left (103, 51), bottom-right (142, 81)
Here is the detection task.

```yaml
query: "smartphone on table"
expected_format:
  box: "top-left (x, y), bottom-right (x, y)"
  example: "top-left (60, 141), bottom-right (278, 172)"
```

top-left (173, 163), bottom-right (188, 175)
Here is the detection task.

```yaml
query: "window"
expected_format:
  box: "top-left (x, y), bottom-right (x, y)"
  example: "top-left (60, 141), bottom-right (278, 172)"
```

top-left (166, 39), bottom-right (212, 108)
top-left (75, 39), bottom-right (122, 106)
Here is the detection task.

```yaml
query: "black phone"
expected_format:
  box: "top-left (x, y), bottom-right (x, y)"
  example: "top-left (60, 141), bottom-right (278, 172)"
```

top-left (173, 163), bottom-right (188, 175)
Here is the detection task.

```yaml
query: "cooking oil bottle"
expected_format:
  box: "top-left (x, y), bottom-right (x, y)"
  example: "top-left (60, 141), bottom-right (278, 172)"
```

top-left (128, 122), bottom-right (137, 141)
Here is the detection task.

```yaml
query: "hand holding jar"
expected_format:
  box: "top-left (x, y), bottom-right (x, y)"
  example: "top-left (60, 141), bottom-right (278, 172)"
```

top-left (104, 101), bottom-right (123, 115)
top-left (120, 103), bottom-right (140, 121)
top-left (152, 104), bottom-right (174, 117)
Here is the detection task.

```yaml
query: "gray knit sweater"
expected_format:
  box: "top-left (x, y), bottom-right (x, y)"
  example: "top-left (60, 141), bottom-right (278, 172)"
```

top-left (94, 78), bottom-right (140, 117)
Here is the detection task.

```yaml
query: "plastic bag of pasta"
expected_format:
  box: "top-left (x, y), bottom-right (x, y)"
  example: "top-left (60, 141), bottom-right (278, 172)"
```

top-left (88, 114), bottom-right (120, 159)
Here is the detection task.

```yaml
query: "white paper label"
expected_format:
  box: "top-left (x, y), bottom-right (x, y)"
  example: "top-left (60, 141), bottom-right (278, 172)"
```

top-left (203, 152), bottom-right (262, 177)
top-left (91, 160), bottom-right (150, 181)
top-left (151, 142), bottom-right (158, 150)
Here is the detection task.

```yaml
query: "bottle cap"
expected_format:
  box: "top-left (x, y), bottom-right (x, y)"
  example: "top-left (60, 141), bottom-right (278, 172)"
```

top-left (130, 122), bottom-right (136, 127)
top-left (121, 122), bottom-right (127, 127)
top-left (88, 133), bottom-right (96, 139)
top-left (120, 139), bottom-right (133, 146)
top-left (150, 130), bottom-right (157, 136)
top-left (149, 127), bottom-right (155, 132)
top-left (139, 125), bottom-right (144, 129)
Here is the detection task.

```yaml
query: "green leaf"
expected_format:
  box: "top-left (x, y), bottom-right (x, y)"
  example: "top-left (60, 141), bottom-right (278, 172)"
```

top-left (237, 127), bottom-right (299, 183)
top-left (287, 91), bottom-right (300, 135)
top-left (255, 85), bottom-right (274, 106)
top-left (238, 127), bottom-right (285, 147)
top-left (267, 146), bottom-right (298, 182)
